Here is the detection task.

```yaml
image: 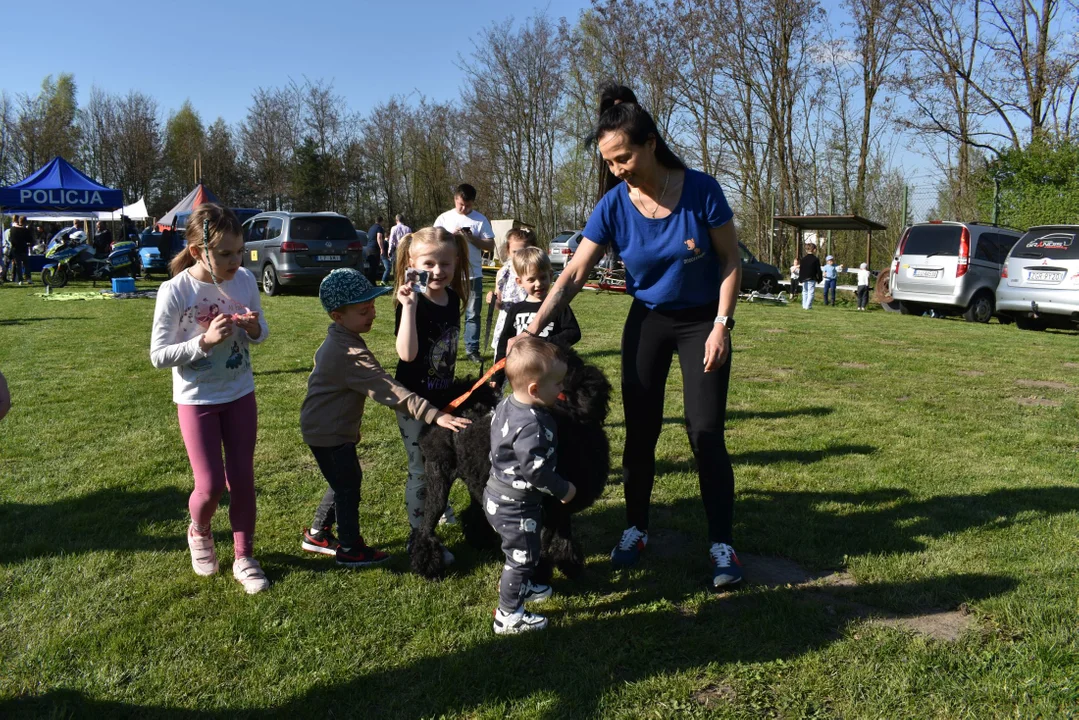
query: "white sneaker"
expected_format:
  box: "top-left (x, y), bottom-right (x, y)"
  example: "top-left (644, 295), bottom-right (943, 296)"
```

top-left (522, 580), bottom-right (552, 603)
top-left (232, 557), bottom-right (270, 594)
top-left (187, 525), bottom-right (218, 576)
top-left (493, 606), bottom-right (547, 635)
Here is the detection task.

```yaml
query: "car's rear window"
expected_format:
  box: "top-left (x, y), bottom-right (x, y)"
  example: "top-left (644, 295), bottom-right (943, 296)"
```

top-left (904, 225), bottom-right (961, 256)
top-left (550, 232), bottom-right (575, 245)
top-left (1012, 229), bottom-right (1079, 259)
top-left (289, 217), bottom-right (356, 241)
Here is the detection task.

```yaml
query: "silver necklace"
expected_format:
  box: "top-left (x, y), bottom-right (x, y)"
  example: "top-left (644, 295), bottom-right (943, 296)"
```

top-left (638, 170), bottom-right (670, 218)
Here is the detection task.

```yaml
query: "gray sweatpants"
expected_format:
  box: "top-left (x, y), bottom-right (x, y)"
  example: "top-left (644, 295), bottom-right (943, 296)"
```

top-left (483, 486), bottom-right (543, 612)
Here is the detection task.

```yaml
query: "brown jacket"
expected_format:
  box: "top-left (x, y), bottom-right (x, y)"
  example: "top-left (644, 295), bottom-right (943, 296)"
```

top-left (301, 323), bottom-right (440, 447)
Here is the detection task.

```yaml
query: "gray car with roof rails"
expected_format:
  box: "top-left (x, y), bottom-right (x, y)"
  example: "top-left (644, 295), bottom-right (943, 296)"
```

top-left (241, 211), bottom-right (368, 296)
top-left (888, 221), bottom-right (1023, 322)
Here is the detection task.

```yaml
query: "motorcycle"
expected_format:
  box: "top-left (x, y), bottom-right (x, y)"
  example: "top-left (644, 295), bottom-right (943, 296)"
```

top-left (41, 228), bottom-right (137, 288)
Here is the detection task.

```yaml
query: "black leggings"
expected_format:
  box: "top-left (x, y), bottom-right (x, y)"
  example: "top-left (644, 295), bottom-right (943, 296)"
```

top-left (621, 299), bottom-right (735, 544)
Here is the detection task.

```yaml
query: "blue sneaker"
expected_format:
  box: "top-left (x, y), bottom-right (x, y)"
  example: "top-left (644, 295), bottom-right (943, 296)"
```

top-left (611, 526), bottom-right (648, 568)
top-left (710, 542), bottom-right (744, 587)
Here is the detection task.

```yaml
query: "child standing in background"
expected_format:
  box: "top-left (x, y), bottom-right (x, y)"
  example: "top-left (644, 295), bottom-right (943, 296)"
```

top-left (822, 255), bottom-right (838, 306)
top-left (493, 247), bottom-right (580, 388)
top-left (488, 227), bottom-right (539, 353)
top-left (149, 203), bottom-right (271, 594)
top-left (393, 227), bottom-right (472, 552)
top-left (855, 262), bottom-right (871, 311)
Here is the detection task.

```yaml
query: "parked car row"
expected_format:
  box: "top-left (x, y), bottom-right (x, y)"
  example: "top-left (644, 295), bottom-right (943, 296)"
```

top-left (888, 220), bottom-right (1079, 330)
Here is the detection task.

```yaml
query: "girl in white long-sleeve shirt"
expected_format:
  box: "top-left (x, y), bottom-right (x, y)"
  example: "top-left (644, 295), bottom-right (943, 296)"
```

top-left (149, 203), bottom-right (271, 594)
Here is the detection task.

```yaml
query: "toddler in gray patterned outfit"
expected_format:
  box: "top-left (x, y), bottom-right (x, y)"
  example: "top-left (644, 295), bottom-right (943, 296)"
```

top-left (484, 336), bottom-right (577, 635)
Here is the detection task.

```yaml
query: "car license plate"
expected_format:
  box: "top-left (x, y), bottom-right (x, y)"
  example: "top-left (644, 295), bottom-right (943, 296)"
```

top-left (316, 255), bottom-right (342, 262)
top-left (913, 269), bottom-right (938, 278)
top-left (1028, 270), bottom-right (1064, 282)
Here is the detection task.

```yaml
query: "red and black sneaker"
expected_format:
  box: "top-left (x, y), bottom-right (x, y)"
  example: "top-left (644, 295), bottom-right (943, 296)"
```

top-left (336, 539), bottom-right (391, 568)
top-left (301, 527), bottom-right (339, 556)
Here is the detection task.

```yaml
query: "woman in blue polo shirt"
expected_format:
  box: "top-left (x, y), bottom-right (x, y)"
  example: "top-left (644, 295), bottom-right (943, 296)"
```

top-left (517, 84), bottom-right (744, 589)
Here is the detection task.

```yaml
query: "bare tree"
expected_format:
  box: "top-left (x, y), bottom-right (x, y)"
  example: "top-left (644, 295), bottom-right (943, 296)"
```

top-left (845, 0), bottom-right (904, 212)
top-left (461, 14), bottom-right (566, 240)
top-left (240, 87), bottom-right (299, 210)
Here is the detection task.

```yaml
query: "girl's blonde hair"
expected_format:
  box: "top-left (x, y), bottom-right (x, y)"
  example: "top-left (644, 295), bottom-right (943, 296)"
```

top-left (168, 203), bottom-right (243, 277)
top-left (511, 246), bottom-right (552, 277)
top-left (393, 226), bottom-right (471, 308)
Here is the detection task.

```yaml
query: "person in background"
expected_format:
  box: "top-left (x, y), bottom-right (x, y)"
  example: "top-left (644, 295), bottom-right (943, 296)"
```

top-left (855, 262), bottom-right (871, 311)
top-left (2, 219), bottom-right (11, 283)
top-left (822, 255), bottom-right (838, 305)
top-left (8, 215), bottom-right (32, 285)
top-left (367, 217), bottom-right (385, 284)
top-left (433, 184), bottom-right (496, 363)
top-left (798, 241), bottom-right (822, 310)
top-left (384, 214), bottom-right (410, 286)
top-left (94, 221), bottom-right (113, 257)
top-left (789, 258), bottom-right (800, 299)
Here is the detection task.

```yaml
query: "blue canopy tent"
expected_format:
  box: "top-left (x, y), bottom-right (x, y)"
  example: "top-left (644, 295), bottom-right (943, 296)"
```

top-left (0, 157), bottom-right (124, 277)
top-left (0, 156), bottom-right (123, 213)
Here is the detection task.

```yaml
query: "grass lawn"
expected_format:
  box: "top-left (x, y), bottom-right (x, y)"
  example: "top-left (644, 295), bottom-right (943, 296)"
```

top-left (1, 278), bottom-right (1077, 719)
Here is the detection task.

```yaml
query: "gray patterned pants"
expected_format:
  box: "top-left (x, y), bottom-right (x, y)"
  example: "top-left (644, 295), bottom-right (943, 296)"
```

top-left (483, 486), bottom-right (543, 612)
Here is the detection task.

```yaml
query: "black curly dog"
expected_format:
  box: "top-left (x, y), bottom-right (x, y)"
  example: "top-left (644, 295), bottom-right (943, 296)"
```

top-left (410, 348), bottom-right (611, 580)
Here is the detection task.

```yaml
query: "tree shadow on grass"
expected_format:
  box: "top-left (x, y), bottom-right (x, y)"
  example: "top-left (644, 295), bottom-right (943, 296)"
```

top-left (0, 487), bottom-right (190, 564)
top-left (0, 571), bottom-right (1017, 719)
top-left (736, 484), bottom-right (1079, 568)
top-left (652, 443), bottom-right (877, 476)
top-left (606, 407), bottom-right (835, 430)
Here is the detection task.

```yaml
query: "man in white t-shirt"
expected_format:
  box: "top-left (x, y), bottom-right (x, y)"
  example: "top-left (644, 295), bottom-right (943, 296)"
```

top-left (433, 183), bottom-right (495, 363)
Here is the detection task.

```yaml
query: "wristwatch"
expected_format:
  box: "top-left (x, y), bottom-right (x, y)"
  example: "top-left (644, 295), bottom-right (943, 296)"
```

top-left (714, 315), bottom-right (735, 331)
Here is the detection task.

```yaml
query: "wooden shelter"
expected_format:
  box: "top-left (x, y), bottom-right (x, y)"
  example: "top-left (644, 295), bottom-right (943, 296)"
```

top-left (773, 214), bottom-right (887, 269)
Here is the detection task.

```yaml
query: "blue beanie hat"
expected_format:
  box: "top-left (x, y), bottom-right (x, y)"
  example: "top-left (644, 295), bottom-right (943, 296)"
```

top-left (319, 268), bottom-right (391, 313)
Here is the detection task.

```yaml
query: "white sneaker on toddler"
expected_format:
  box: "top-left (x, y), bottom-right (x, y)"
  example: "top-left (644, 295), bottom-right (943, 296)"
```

top-left (493, 606), bottom-right (547, 635)
top-left (233, 557), bottom-right (270, 594)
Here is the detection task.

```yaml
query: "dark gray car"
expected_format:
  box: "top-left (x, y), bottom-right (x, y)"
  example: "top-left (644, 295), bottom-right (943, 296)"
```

top-left (738, 242), bottom-right (782, 293)
top-left (242, 212), bottom-right (367, 296)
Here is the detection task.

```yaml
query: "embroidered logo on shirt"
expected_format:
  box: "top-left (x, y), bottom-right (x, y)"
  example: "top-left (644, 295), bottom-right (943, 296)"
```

top-left (683, 238), bottom-right (706, 265)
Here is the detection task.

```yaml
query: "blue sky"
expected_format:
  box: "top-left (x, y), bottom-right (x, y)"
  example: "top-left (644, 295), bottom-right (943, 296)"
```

top-left (1, 0), bottom-right (945, 199)
top-left (0, 0), bottom-right (592, 123)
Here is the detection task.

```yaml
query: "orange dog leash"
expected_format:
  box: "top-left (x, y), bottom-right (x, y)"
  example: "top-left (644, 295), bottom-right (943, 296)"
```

top-left (442, 358), bottom-right (507, 413)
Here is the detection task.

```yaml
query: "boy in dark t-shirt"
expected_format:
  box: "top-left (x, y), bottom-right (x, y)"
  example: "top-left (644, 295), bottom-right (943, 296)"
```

top-left (493, 248), bottom-right (580, 388)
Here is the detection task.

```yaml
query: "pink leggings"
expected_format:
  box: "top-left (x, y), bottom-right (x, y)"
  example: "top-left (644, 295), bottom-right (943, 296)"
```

top-left (177, 392), bottom-right (258, 559)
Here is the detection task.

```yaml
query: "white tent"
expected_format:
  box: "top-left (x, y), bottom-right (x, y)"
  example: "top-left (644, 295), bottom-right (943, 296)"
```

top-left (96, 197), bottom-right (149, 221)
top-left (18, 198), bottom-right (149, 222)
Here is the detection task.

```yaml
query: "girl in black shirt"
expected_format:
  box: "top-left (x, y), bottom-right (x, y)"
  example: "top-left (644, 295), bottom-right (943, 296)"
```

top-left (393, 227), bottom-right (472, 538)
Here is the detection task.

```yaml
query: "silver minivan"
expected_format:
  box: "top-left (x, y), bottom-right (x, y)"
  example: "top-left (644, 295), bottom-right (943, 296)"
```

top-left (889, 221), bottom-right (1022, 322)
top-left (997, 225), bottom-right (1079, 330)
top-left (242, 211), bottom-right (367, 296)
